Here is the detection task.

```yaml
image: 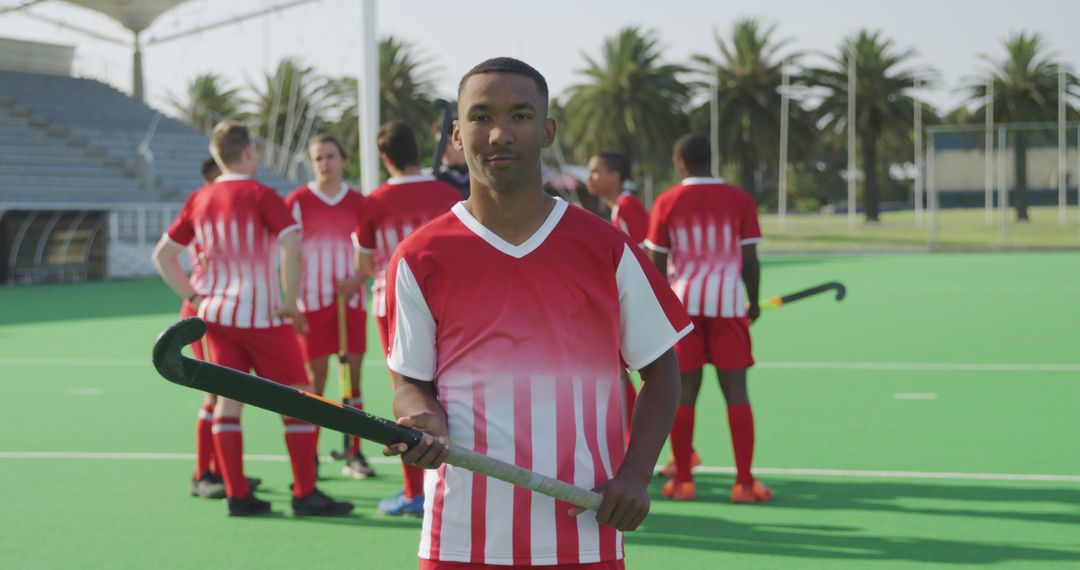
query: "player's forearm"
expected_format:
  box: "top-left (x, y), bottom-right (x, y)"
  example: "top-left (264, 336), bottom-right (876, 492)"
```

top-left (621, 348), bottom-right (681, 482)
top-left (355, 250), bottom-right (375, 278)
top-left (390, 375), bottom-right (445, 421)
top-left (151, 239), bottom-right (196, 301)
top-left (741, 245), bottom-right (760, 308)
top-left (279, 232), bottom-right (303, 307)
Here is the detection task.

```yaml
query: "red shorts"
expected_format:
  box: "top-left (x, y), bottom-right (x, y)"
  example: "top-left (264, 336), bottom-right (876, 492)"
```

top-left (420, 560), bottom-right (624, 570)
top-left (296, 303), bottom-right (367, 361)
top-left (376, 314), bottom-right (390, 357)
top-left (674, 315), bottom-right (754, 372)
top-left (203, 321), bottom-right (309, 386)
top-left (179, 300), bottom-right (206, 361)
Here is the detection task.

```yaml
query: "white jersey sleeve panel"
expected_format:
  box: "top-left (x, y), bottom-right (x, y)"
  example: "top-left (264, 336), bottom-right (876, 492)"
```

top-left (386, 257), bottom-right (438, 381)
top-left (615, 243), bottom-right (693, 370)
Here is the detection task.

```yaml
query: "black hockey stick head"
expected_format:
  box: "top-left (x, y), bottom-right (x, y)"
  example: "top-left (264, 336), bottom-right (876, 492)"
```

top-left (829, 282), bottom-right (847, 301)
top-left (152, 317), bottom-right (207, 388)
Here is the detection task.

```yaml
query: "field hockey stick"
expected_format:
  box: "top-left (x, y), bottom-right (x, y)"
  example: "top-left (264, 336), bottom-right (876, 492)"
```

top-left (153, 318), bottom-right (603, 511)
top-left (760, 281), bottom-right (846, 311)
top-left (330, 294), bottom-right (354, 461)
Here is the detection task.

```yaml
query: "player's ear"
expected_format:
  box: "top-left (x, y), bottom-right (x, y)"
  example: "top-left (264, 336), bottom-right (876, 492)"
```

top-left (451, 119), bottom-right (463, 150)
top-left (542, 117), bottom-right (556, 149)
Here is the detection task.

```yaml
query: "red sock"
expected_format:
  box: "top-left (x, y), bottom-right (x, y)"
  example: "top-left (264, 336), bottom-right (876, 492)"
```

top-left (670, 404), bottom-right (696, 483)
top-left (284, 417), bottom-right (317, 498)
top-left (211, 417), bottom-right (249, 498)
top-left (348, 397), bottom-right (363, 456)
top-left (727, 403), bottom-right (756, 485)
top-left (402, 464), bottom-right (425, 499)
top-left (195, 404), bottom-right (215, 479)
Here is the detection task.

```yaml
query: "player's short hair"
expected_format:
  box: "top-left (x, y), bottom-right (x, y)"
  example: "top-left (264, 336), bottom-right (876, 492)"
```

top-left (594, 151), bottom-right (630, 183)
top-left (457, 57), bottom-right (549, 112)
top-left (377, 121), bottom-right (420, 170)
top-left (210, 120), bottom-right (252, 167)
top-left (200, 157), bottom-right (221, 184)
top-left (673, 133), bottom-right (711, 173)
top-left (308, 133), bottom-right (348, 159)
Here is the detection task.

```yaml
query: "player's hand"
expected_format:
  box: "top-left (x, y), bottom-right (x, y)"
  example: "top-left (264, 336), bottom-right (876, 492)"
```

top-left (335, 275), bottom-right (364, 300)
top-left (568, 471), bottom-right (650, 532)
top-left (276, 302), bottom-right (309, 335)
top-left (383, 413), bottom-right (450, 469)
top-left (747, 303), bottom-right (761, 323)
top-left (190, 295), bottom-right (205, 313)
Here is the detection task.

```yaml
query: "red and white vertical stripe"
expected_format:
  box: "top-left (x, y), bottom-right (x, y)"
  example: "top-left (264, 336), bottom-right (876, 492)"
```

top-left (417, 374), bottom-right (624, 565)
top-left (185, 216), bottom-right (291, 329)
top-left (668, 217), bottom-right (748, 318)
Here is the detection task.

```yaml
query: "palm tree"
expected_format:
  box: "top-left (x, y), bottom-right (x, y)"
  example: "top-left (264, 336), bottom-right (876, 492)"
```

top-left (321, 36), bottom-right (441, 177)
top-left (807, 30), bottom-right (926, 222)
top-left (563, 27), bottom-right (690, 180)
top-left (964, 32), bottom-right (1077, 221)
top-left (172, 73), bottom-right (244, 132)
top-left (249, 58), bottom-right (328, 171)
top-left (691, 18), bottom-right (811, 195)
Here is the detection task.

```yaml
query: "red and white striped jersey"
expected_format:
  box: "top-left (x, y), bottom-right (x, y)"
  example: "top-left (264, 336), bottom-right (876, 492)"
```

top-left (645, 177), bottom-right (762, 318)
top-left (353, 174), bottom-right (460, 317)
top-left (611, 192), bottom-right (649, 246)
top-left (385, 199), bottom-right (691, 566)
top-left (187, 243), bottom-right (207, 294)
top-left (166, 174), bottom-right (301, 329)
top-left (285, 182), bottom-right (366, 312)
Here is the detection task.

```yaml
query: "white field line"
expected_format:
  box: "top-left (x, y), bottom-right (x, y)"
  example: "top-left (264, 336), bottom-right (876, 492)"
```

top-left (3, 358), bottom-right (1080, 373)
top-left (1, 451), bottom-right (1078, 483)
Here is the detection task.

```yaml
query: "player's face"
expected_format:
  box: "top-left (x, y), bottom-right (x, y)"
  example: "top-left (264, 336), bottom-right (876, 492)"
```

top-left (310, 142), bottom-right (344, 182)
top-left (586, 156), bottom-right (619, 197)
top-left (454, 72), bottom-right (555, 193)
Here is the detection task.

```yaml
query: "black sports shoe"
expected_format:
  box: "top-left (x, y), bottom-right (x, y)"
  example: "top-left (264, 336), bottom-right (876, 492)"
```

top-left (292, 488), bottom-right (354, 516)
top-left (342, 452), bottom-right (376, 479)
top-left (227, 493), bottom-right (272, 516)
top-left (190, 473), bottom-right (226, 499)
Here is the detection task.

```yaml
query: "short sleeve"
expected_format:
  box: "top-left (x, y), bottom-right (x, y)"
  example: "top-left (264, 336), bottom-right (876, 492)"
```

top-left (385, 255), bottom-right (437, 381)
top-left (354, 200), bottom-right (378, 253)
top-left (615, 242), bottom-right (692, 370)
top-left (740, 193), bottom-right (763, 245)
top-left (165, 193), bottom-right (197, 246)
top-left (644, 194), bottom-right (671, 253)
top-left (259, 187), bottom-right (301, 237)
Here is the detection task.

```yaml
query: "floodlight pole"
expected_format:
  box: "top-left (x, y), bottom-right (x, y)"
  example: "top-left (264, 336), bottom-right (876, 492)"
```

top-left (913, 76), bottom-right (923, 227)
top-left (847, 46), bottom-right (857, 231)
top-left (1059, 67), bottom-right (1067, 225)
top-left (358, 0), bottom-right (379, 195)
top-left (710, 69), bottom-right (720, 177)
top-left (985, 76), bottom-right (994, 225)
top-left (926, 132), bottom-right (937, 249)
top-left (778, 64), bottom-right (790, 231)
top-left (998, 125), bottom-right (1008, 245)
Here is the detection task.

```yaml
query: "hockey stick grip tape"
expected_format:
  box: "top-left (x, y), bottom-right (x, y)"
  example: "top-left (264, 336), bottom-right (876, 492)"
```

top-left (445, 445), bottom-right (603, 511)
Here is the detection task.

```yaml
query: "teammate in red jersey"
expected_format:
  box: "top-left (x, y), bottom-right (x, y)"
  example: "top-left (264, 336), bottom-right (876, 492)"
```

top-left (285, 135), bottom-right (374, 479)
top-left (382, 57), bottom-right (688, 569)
top-left (353, 121), bottom-right (460, 516)
top-left (586, 151), bottom-right (648, 246)
top-left (152, 121), bottom-right (353, 517)
top-left (585, 151), bottom-right (650, 432)
top-left (645, 133), bottom-right (771, 503)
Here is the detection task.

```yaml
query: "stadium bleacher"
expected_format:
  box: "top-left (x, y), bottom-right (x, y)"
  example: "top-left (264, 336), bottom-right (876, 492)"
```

top-left (0, 68), bottom-right (297, 204)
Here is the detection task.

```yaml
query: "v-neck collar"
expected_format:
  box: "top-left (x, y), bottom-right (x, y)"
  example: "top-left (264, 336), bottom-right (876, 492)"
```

top-left (306, 182), bottom-right (350, 206)
top-left (451, 198), bottom-right (567, 259)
